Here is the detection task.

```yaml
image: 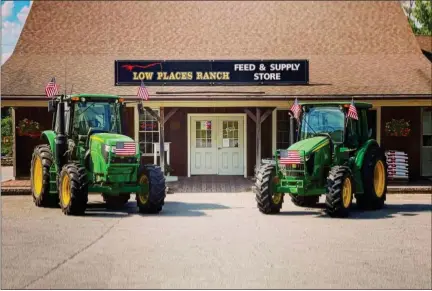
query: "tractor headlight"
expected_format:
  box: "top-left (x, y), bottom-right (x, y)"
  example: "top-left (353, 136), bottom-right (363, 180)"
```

top-left (102, 144), bottom-right (116, 161)
top-left (104, 145), bottom-right (116, 152)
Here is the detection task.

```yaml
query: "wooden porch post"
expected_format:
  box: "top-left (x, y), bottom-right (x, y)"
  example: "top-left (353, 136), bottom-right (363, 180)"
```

top-left (141, 105), bottom-right (178, 175)
top-left (11, 107), bottom-right (16, 179)
top-left (159, 107), bottom-right (165, 175)
top-left (244, 107), bottom-right (274, 174)
top-left (255, 108), bottom-right (261, 172)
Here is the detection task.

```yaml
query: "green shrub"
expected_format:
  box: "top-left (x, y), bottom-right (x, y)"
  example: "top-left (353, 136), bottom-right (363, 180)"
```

top-left (1, 115), bottom-right (13, 156)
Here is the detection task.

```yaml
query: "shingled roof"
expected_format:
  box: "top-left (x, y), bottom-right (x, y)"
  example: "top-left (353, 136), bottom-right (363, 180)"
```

top-left (416, 35), bottom-right (432, 53)
top-left (2, 1), bottom-right (431, 99)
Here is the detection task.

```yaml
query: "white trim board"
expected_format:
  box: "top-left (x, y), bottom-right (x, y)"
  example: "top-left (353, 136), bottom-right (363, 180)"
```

top-left (187, 113), bottom-right (247, 178)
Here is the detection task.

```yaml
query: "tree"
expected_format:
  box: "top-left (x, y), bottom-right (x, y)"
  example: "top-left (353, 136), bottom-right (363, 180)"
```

top-left (403, 0), bottom-right (432, 35)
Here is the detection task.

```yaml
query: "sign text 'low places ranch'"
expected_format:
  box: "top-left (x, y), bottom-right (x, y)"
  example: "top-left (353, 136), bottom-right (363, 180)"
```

top-left (115, 60), bottom-right (309, 85)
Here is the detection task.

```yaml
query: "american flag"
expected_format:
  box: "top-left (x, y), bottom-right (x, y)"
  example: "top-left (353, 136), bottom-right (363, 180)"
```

top-left (279, 150), bottom-right (302, 164)
top-left (45, 77), bottom-right (59, 97)
top-left (137, 80), bottom-right (149, 100)
top-left (347, 98), bottom-right (358, 120)
top-left (115, 142), bottom-right (136, 156)
top-left (290, 98), bottom-right (301, 119)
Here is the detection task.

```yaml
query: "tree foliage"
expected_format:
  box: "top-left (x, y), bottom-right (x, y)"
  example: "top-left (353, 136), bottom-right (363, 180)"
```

top-left (407, 0), bottom-right (432, 35)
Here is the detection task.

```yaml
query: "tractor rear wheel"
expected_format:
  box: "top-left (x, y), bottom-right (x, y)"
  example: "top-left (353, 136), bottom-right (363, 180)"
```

top-left (58, 163), bottom-right (89, 215)
top-left (356, 145), bottom-right (388, 210)
top-left (254, 164), bottom-right (284, 214)
top-left (290, 194), bottom-right (319, 207)
top-left (30, 144), bottom-right (58, 207)
top-left (136, 164), bottom-right (166, 214)
top-left (325, 166), bottom-right (354, 218)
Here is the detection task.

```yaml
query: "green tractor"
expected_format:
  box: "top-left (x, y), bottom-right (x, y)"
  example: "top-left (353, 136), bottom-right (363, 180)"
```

top-left (254, 102), bottom-right (388, 217)
top-left (30, 94), bottom-right (166, 215)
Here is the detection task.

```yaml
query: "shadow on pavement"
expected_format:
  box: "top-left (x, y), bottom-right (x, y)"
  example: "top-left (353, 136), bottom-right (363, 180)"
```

top-left (137, 201), bottom-right (232, 217)
top-left (276, 203), bottom-right (432, 219)
top-left (83, 201), bottom-right (231, 217)
top-left (313, 203), bottom-right (432, 219)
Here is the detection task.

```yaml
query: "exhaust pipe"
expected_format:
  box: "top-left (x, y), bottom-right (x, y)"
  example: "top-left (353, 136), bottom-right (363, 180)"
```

top-left (287, 110), bottom-right (297, 146)
top-left (55, 95), bottom-right (67, 173)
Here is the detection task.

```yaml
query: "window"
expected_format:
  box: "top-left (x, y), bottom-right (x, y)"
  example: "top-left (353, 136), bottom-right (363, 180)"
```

top-left (299, 106), bottom-right (345, 143)
top-left (195, 120), bottom-right (213, 148)
top-left (276, 110), bottom-right (292, 150)
top-left (222, 120), bottom-right (239, 148)
top-left (138, 108), bottom-right (159, 155)
top-left (71, 102), bottom-right (121, 137)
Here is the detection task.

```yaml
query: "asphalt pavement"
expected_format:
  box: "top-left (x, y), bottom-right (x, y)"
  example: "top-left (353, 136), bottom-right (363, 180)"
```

top-left (1, 193), bottom-right (431, 289)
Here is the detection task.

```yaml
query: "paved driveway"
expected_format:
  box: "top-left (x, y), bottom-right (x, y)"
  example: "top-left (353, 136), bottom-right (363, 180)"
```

top-left (1, 193), bottom-right (431, 289)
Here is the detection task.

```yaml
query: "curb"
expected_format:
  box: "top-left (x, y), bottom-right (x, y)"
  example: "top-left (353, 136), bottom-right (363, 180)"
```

top-left (249, 186), bottom-right (431, 195)
top-left (2, 186), bottom-right (432, 196)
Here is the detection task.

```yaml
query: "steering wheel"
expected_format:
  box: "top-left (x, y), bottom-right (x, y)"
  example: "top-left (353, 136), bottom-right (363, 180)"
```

top-left (87, 119), bottom-right (101, 128)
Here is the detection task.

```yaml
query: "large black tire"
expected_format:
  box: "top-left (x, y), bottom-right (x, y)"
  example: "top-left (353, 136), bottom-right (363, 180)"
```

top-left (58, 163), bottom-right (89, 215)
top-left (290, 194), bottom-right (319, 207)
top-left (254, 164), bottom-right (284, 214)
top-left (135, 164), bottom-right (166, 214)
top-left (356, 145), bottom-right (388, 210)
top-left (325, 166), bottom-right (354, 218)
top-left (30, 144), bottom-right (58, 207)
top-left (103, 193), bottom-right (130, 209)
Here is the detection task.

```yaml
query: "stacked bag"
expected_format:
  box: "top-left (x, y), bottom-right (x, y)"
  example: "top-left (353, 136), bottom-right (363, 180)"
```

top-left (385, 150), bottom-right (409, 180)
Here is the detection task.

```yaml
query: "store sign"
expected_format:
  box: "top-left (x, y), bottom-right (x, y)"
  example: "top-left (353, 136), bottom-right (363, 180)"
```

top-left (114, 60), bottom-right (309, 85)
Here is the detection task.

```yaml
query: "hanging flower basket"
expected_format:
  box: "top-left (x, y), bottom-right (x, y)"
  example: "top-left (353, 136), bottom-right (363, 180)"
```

top-left (385, 119), bottom-right (411, 137)
top-left (17, 118), bottom-right (42, 138)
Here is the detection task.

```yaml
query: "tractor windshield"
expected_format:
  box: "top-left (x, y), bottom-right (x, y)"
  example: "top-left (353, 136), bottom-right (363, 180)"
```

top-left (299, 106), bottom-right (345, 143)
top-left (73, 102), bottom-right (122, 135)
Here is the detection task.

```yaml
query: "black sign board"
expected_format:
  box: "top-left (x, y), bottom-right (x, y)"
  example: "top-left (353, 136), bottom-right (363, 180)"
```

top-left (114, 60), bottom-right (309, 86)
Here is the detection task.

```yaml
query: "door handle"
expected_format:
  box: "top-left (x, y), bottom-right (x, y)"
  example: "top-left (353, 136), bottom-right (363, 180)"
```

top-left (218, 147), bottom-right (222, 150)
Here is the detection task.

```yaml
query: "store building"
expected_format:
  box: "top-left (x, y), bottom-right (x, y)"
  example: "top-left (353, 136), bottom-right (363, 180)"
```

top-left (1, 1), bottom-right (431, 181)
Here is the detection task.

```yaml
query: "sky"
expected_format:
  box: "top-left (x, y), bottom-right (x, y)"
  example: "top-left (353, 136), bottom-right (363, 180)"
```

top-left (1, 0), bottom-right (32, 65)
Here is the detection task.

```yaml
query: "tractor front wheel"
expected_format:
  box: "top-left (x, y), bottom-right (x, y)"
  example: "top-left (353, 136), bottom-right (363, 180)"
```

top-left (58, 163), bottom-right (89, 215)
top-left (136, 164), bottom-right (166, 214)
top-left (356, 145), bottom-right (388, 210)
top-left (325, 166), bottom-right (354, 218)
top-left (30, 144), bottom-right (58, 207)
top-left (254, 164), bottom-right (284, 214)
top-left (290, 194), bottom-right (319, 208)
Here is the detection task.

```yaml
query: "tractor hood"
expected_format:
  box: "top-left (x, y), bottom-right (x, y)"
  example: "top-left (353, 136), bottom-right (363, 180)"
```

top-left (288, 136), bottom-right (329, 156)
top-left (91, 133), bottom-right (134, 146)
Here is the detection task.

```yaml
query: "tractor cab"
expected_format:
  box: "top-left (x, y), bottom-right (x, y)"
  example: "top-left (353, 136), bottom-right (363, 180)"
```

top-left (49, 94), bottom-right (125, 148)
top-left (296, 102), bottom-right (373, 151)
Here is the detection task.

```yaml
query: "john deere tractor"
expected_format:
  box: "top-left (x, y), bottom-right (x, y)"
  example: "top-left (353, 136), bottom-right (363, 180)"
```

top-left (30, 94), bottom-right (166, 215)
top-left (254, 102), bottom-right (388, 217)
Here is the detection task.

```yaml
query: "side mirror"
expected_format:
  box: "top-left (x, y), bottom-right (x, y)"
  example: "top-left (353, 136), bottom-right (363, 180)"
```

top-left (368, 128), bottom-right (372, 138)
top-left (48, 100), bottom-right (57, 113)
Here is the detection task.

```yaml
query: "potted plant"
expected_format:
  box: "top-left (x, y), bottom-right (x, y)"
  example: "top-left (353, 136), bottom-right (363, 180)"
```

top-left (17, 118), bottom-right (42, 138)
top-left (164, 164), bottom-right (174, 176)
top-left (385, 119), bottom-right (411, 137)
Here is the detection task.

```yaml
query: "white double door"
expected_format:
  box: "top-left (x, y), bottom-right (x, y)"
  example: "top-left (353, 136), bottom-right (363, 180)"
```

top-left (190, 115), bottom-right (244, 175)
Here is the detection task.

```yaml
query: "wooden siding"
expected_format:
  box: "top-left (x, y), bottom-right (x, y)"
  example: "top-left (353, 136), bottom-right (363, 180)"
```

top-left (381, 106), bottom-right (422, 180)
